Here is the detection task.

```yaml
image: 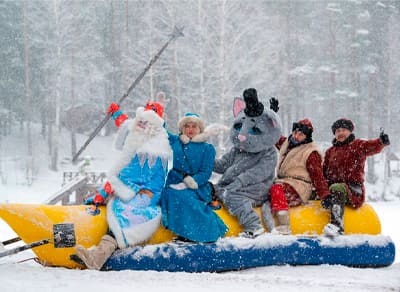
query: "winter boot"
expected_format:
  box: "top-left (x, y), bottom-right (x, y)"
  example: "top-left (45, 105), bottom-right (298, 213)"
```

top-left (261, 201), bottom-right (275, 232)
top-left (324, 203), bottom-right (344, 236)
top-left (239, 227), bottom-right (265, 239)
top-left (75, 234), bottom-right (117, 270)
top-left (323, 190), bottom-right (345, 237)
top-left (273, 210), bottom-right (291, 235)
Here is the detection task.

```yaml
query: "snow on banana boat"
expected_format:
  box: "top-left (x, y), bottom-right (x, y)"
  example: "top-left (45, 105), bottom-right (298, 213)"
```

top-left (0, 201), bottom-right (395, 272)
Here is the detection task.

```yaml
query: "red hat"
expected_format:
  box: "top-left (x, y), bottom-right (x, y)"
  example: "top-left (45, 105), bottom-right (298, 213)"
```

top-left (292, 118), bottom-right (313, 137)
top-left (298, 118), bottom-right (313, 131)
top-left (144, 101), bottom-right (164, 118)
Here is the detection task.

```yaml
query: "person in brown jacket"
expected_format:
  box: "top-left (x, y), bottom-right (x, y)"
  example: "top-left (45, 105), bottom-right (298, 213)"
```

top-left (269, 118), bottom-right (330, 234)
top-left (322, 118), bottom-right (390, 236)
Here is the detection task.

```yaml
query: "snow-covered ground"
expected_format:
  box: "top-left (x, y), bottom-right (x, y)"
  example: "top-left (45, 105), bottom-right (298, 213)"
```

top-left (0, 203), bottom-right (399, 292)
top-left (0, 257), bottom-right (399, 292)
top-left (0, 181), bottom-right (399, 291)
top-left (0, 131), bottom-right (399, 291)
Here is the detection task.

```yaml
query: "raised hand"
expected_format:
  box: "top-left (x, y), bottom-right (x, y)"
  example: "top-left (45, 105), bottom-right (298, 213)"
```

top-left (269, 97), bottom-right (279, 113)
top-left (379, 130), bottom-right (390, 145)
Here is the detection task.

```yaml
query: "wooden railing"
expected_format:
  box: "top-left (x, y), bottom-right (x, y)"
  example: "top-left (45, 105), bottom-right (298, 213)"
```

top-left (44, 172), bottom-right (106, 205)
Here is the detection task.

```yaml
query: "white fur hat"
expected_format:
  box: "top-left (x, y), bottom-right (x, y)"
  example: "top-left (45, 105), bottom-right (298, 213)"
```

top-left (135, 106), bottom-right (164, 127)
top-left (178, 112), bottom-right (205, 133)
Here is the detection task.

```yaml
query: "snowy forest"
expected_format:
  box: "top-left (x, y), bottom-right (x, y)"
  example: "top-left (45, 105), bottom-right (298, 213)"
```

top-left (0, 0), bottom-right (399, 191)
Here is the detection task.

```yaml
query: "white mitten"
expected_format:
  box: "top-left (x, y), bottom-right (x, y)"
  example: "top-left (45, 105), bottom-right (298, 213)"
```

top-left (191, 123), bottom-right (230, 142)
top-left (190, 133), bottom-right (207, 143)
top-left (183, 175), bottom-right (198, 189)
top-left (170, 182), bottom-right (187, 190)
top-left (204, 123), bottom-right (230, 136)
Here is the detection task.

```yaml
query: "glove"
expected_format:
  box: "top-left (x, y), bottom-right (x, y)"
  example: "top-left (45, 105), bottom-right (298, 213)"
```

top-left (85, 181), bottom-right (114, 205)
top-left (379, 131), bottom-right (390, 145)
top-left (84, 192), bottom-right (104, 205)
top-left (183, 175), bottom-right (198, 189)
top-left (103, 181), bottom-right (114, 195)
top-left (107, 103), bottom-right (128, 127)
top-left (93, 193), bottom-right (105, 205)
top-left (107, 102), bottom-right (120, 115)
top-left (269, 97), bottom-right (279, 113)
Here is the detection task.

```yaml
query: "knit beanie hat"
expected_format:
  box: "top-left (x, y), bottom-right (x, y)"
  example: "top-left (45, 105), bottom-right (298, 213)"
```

top-left (178, 112), bottom-right (205, 133)
top-left (292, 118), bottom-right (313, 138)
top-left (331, 118), bottom-right (354, 134)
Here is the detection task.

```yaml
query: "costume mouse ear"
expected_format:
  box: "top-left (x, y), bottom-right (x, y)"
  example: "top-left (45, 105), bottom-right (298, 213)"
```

top-left (233, 97), bottom-right (246, 117)
top-left (243, 88), bottom-right (264, 117)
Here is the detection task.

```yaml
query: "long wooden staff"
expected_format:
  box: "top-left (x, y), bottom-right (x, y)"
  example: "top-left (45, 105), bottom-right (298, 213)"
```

top-left (72, 26), bottom-right (184, 163)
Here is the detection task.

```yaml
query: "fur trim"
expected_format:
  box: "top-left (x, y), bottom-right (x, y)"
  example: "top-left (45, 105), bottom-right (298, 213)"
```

top-left (107, 198), bottom-right (127, 249)
top-left (108, 175), bottom-right (137, 201)
top-left (331, 118), bottom-right (354, 134)
top-left (179, 134), bottom-right (191, 144)
top-left (190, 133), bottom-right (209, 143)
top-left (179, 132), bottom-right (209, 143)
top-left (107, 200), bottom-right (161, 248)
top-left (178, 114), bottom-right (205, 133)
top-left (120, 211), bottom-right (161, 245)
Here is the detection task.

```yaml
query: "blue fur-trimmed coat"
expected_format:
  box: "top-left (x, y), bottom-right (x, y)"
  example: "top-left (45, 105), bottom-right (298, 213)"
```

top-left (105, 108), bottom-right (172, 248)
top-left (161, 134), bottom-right (227, 242)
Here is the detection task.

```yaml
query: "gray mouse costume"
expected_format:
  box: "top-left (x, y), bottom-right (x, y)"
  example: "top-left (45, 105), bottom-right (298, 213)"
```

top-left (213, 88), bottom-right (282, 237)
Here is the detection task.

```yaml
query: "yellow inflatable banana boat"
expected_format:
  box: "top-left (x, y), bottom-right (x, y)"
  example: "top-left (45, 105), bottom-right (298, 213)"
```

top-left (0, 201), bottom-right (382, 269)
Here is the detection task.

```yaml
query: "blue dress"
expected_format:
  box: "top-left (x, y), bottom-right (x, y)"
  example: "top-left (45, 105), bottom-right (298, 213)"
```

top-left (161, 134), bottom-right (227, 242)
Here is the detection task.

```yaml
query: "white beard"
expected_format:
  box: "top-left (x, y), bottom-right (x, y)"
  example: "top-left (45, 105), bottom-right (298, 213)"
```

top-left (107, 119), bottom-right (171, 178)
